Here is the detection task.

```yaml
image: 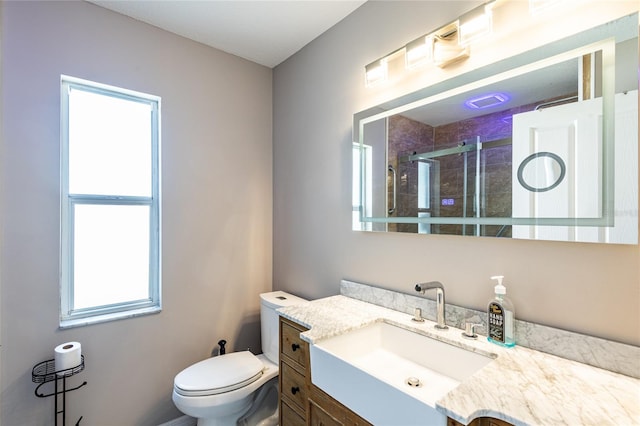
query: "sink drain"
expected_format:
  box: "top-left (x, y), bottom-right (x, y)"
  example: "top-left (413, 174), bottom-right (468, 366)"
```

top-left (405, 377), bottom-right (422, 387)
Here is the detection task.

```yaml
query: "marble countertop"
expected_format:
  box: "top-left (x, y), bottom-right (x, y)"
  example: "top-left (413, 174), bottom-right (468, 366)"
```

top-left (278, 295), bottom-right (640, 426)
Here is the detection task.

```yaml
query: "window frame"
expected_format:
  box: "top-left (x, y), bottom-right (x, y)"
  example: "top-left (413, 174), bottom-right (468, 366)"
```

top-left (60, 75), bottom-right (161, 328)
top-left (352, 142), bottom-right (372, 231)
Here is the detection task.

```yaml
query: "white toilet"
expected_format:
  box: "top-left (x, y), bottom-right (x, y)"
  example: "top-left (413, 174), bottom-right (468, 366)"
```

top-left (172, 291), bottom-right (308, 426)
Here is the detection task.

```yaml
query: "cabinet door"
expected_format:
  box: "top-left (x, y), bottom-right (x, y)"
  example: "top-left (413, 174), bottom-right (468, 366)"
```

top-left (281, 400), bottom-right (306, 426)
top-left (309, 398), bottom-right (344, 426)
top-left (477, 418), bottom-right (514, 426)
top-left (448, 416), bottom-right (514, 426)
top-left (309, 385), bottom-right (372, 426)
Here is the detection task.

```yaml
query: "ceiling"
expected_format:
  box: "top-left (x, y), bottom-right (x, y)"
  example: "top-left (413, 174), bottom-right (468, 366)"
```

top-left (88, 0), bottom-right (367, 68)
top-left (402, 58), bottom-right (579, 127)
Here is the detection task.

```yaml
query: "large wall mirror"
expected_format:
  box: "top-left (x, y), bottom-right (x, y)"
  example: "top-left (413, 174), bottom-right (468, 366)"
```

top-left (353, 12), bottom-right (638, 244)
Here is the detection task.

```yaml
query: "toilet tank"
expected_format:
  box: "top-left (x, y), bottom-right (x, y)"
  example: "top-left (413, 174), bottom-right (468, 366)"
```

top-left (260, 291), bottom-right (308, 364)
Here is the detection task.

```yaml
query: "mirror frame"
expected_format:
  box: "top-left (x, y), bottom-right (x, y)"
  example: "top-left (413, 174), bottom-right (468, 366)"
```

top-left (354, 13), bottom-right (638, 230)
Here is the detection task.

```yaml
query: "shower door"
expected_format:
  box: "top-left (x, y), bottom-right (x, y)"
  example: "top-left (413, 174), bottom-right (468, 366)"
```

top-left (511, 98), bottom-right (602, 242)
top-left (512, 90), bottom-right (638, 243)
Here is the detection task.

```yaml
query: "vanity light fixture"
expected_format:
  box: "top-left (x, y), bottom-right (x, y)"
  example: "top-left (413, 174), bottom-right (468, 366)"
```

top-left (528, 0), bottom-right (563, 15)
top-left (364, 0), bottom-right (498, 87)
top-left (365, 58), bottom-right (388, 87)
top-left (458, 1), bottom-right (495, 46)
top-left (432, 22), bottom-right (469, 68)
top-left (405, 35), bottom-right (433, 69)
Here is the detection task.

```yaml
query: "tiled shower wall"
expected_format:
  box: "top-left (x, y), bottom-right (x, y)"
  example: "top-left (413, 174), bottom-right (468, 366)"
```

top-left (388, 115), bottom-right (434, 233)
top-left (434, 107), bottom-right (514, 237)
top-left (388, 95), bottom-right (576, 236)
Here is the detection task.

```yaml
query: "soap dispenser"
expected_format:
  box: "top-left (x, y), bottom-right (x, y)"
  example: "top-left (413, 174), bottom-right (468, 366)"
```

top-left (487, 275), bottom-right (515, 347)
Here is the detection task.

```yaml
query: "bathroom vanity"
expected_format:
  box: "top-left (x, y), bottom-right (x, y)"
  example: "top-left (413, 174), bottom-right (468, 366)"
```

top-left (279, 314), bottom-right (517, 426)
top-left (279, 316), bottom-right (372, 425)
top-left (277, 283), bottom-right (639, 425)
top-left (279, 314), bottom-right (515, 426)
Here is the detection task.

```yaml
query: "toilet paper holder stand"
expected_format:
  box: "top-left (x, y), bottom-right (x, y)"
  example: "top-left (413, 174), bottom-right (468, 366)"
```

top-left (32, 355), bottom-right (86, 426)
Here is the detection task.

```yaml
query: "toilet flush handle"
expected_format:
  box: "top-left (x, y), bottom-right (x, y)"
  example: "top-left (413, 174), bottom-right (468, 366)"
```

top-left (218, 340), bottom-right (227, 355)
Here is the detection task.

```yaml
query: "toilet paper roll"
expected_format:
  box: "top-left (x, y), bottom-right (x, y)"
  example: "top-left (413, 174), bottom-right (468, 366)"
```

top-left (54, 342), bottom-right (82, 374)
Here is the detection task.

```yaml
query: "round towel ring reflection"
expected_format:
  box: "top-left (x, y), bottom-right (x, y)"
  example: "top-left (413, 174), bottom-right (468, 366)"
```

top-left (517, 152), bottom-right (566, 193)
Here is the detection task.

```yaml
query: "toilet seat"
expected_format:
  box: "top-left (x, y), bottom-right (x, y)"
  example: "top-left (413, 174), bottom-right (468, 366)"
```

top-left (174, 351), bottom-right (264, 397)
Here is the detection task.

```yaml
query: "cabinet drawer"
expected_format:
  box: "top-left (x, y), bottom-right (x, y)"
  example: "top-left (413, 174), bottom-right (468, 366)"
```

top-left (281, 399), bottom-right (306, 426)
top-left (280, 319), bottom-right (308, 368)
top-left (281, 361), bottom-right (308, 410)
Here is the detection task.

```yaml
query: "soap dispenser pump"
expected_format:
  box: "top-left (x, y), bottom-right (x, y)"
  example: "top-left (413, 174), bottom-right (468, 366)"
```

top-left (487, 275), bottom-right (515, 347)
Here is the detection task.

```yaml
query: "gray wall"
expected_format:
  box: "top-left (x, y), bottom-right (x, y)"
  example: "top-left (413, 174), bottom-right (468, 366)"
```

top-left (1, 2), bottom-right (272, 425)
top-left (1, 1), bottom-right (638, 425)
top-left (273, 1), bottom-right (640, 346)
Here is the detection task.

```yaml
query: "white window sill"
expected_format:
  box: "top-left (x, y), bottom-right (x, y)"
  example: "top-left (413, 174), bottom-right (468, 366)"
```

top-left (60, 306), bottom-right (161, 329)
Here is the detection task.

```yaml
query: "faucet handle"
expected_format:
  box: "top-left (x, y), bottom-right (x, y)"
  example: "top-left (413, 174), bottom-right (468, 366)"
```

top-left (462, 322), bottom-right (481, 339)
top-left (411, 307), bottom-right (425, 323)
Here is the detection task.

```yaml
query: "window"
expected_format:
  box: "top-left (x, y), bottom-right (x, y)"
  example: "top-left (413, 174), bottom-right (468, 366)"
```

top-left (60, 76), bottom-right (161, 327)
top-left (352, 142), bottom-right (372, 231)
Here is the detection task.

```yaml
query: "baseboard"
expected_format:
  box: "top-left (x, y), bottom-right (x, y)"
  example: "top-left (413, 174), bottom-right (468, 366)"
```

top-left (157, 414), bottom-right (197, 426)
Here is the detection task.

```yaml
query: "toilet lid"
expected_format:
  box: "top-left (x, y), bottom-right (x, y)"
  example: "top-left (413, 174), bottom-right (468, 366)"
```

top-left (174, 351), bottom-right (264, 397)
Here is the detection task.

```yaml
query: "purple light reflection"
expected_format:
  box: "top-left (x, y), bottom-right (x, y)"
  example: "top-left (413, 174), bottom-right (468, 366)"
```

top-left (464, 93), bottom-right (510, 110)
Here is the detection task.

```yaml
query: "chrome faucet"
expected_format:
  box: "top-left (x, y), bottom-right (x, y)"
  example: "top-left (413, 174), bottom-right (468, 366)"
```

top-left (414, 281), bottom-right (448, 330)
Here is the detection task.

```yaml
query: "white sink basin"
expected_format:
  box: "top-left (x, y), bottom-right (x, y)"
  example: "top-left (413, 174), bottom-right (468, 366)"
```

top-left (310, 321), bottom-right (495, 426)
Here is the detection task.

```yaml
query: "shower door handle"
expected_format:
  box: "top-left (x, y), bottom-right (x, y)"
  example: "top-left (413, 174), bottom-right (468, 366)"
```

top-left (388, 165), bottom-right (397, 215)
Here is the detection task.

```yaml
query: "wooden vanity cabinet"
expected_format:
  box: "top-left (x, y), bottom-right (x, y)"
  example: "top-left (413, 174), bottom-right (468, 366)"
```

top-left (309, 384), bottom-right (372, 426)
top-left (279, 317), bottom-right (372, 426)
top-left (279, 318), bottom-right (513, 426)
top-left (279, 317), bottom-right (310, 425)
top-left (448, 416), bottom-right (514, 426)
